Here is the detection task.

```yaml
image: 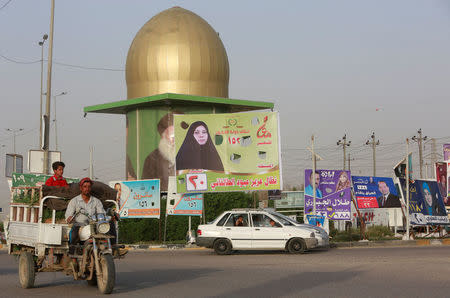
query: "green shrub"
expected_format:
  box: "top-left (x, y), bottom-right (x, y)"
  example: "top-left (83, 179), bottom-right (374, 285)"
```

top-left (366, 225), bottom-right (394, 240)
top-left (0, 221), bottom-right (3, 232)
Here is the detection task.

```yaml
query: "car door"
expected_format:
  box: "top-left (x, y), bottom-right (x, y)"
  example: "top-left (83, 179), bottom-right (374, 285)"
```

top-left (223, 213), bottom-right (252, 249)
top-left (250, 213), bottom-right (286, 249)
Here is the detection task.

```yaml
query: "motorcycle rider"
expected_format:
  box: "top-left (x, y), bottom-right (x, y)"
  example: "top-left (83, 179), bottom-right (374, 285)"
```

top-left (65, 177), bottom-right (105, 252)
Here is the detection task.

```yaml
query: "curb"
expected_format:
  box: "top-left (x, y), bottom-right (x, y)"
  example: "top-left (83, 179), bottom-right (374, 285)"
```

top-left (123, 244), bottom-right (207, 251)
top-left (332, 239), bottom-right (450, 248)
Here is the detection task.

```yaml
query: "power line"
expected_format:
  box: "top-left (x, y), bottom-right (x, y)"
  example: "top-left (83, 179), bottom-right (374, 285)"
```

top-left (0, 0), bottom-right (12, 11)
top-left (0, 54), bottom-right (124, 71)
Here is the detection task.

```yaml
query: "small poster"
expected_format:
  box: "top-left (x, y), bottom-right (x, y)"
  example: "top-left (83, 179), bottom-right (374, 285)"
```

top-left (109, 179), bottom-right (160, 219)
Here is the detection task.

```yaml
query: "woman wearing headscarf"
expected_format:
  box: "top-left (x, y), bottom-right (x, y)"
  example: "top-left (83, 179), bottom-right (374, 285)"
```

top-left (422, 182), bottom-right (445, 216)
top-left (176, 121), bottom-right (224, 171)
top-left (336, 171), bottom-right (351, 192)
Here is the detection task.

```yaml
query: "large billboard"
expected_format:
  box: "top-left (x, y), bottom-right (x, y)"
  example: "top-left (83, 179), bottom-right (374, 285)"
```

top-left (304, 169), bottom-right (352, 220)
top-left (398, 178), bottom-right (448, 225)
top-left (174, 111), bottom-right (281, 193)
top-left (435, 162), bottom-right (449, 206)
top-left (125, 106), bottom-right (225, 191)
top-left (443, 144), bottom-right (450, 161)
top-left (109, 179), bottom-right (161, 219)
top-left (352, 176), bottom-right (401, 208)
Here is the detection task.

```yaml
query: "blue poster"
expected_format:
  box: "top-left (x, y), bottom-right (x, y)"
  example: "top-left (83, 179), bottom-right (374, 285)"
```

top-left (167, 193), bottom-right (203, 216)
top-left (352, 176), bottom-right (400, 209)
top-left (110, 179), bottom-right (160, 219)
top-left (399, 178), bottom-right (448, 225)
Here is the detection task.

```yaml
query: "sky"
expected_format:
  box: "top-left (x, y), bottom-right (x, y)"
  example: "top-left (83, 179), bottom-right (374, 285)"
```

top-left (1, 0), bottom-right (450, 214)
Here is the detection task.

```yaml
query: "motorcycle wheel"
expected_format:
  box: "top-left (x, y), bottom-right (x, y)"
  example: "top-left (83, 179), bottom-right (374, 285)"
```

top-left (19, 251), bottom-right (35, 288)
top-left (97, 254), bottom-right (115, 294)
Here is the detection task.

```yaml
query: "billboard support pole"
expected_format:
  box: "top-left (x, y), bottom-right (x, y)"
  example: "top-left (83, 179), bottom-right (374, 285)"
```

top-left (351, 189), bottom-right (366, 240)
top-left (311, 135), bottom-right (316, 215)
top-left (405, 138), bottom-right (410, 240)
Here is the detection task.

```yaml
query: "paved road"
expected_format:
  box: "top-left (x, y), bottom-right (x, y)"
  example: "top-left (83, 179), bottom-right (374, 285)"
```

top-left (0, 246), bottom-right (449, 297)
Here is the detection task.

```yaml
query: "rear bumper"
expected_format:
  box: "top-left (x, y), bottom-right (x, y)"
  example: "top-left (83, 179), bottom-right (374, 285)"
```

top-left (196, 237), bottom-right (216, 248)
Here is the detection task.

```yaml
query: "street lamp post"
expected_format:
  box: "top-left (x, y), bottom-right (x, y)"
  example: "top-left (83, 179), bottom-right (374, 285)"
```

top-left (53, 91), bottom-right (67, 151)
top-left (6, 128), bottom-right (24, 153)
top-left (38, 34), bottom-right (48, 148)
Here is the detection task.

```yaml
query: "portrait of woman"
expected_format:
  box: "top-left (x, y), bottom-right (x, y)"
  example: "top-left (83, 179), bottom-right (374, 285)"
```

top-left (336, 171), bottom-right (351, 191)
top-left (176, 121), bottom-right (224, 171)
top-left (422, 182), bottom-right (445, 216)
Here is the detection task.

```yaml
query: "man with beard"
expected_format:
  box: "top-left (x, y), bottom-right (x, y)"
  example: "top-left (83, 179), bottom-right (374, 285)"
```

top-left (141, 112), bottom-right (177, 191)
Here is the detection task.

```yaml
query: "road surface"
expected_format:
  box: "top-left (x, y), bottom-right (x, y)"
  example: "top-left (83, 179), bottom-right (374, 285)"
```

top-left (0, 246), bottom-right (449, 297)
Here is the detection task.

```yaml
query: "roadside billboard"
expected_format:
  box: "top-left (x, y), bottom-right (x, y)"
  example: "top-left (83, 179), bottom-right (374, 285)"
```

top-left (304, 169), bottom-right (352, 220)
top-left (435, 162), bottom-right (449, 206)
top-left (352, 176), bottom-right (401, 208)
top-left (167, 176), bottom-right (203, 216)
top-left (443, 144), bottom-right (450, 161)
top-left (109, 179), bottom-right (160, 219)
top-left (174, 111), bottom-right (281, 193)
top-left (275, 191), bottom-right (304, 209)
top-left (398, 178), bottom-right (448, 225)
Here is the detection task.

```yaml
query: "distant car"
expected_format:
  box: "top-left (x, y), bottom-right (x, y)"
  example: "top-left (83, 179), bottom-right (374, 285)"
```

top-left (196, 209), bottom-right (329, 255)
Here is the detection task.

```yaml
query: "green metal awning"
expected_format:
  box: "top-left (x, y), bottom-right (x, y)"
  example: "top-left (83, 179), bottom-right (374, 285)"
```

top-left (84, 93), bottom-right (274, 115)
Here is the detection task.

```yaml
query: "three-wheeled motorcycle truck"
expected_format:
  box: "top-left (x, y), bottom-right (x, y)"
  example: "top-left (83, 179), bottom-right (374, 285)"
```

top-left (4, 183), bottom-right (125, 294)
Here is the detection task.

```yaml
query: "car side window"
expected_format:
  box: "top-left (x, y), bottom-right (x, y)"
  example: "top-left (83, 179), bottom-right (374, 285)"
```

top-left (252, 214), bottom-right (280, 228)
top-left (251, 214), bottom-right (264, 227)
top-left (225, 213), bottom-right (249, 227)
top-left (216, 213), bottom-right (230, 226)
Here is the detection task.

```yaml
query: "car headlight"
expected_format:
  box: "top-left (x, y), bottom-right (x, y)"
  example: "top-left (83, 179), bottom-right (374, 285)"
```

top-left (97, 222), bottom-right (110, 234)
top-left (310, 232), bottom-right (315, 237)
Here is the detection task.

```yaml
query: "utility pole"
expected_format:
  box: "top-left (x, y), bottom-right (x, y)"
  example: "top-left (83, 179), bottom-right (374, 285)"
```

top-left (412, 128), bottom-right (427, 179)
top-left (38, 34), bottom-right (48, 148)
top-left (89, 146), bottom-right (94, 179)
top-left (347, 153), bottom-right (355, 172)
top-left (307, 135), bottom-right (323, 216)
top-left (6, 128), bottom-right (24, 153)
top-left (43, 0), bottom-right (56, 174)
top-left (431, 138), bottom-right (437, 179)
top-left (337, 134), bottom-right (351, 170)
top-left (365, 132), bottom-right (380, 176)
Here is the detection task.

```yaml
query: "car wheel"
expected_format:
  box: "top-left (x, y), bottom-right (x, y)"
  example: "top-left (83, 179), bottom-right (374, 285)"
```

top-left (288, 238), bottom-right (306, 254)
top-left (213, 239), bottom-right (232, 255)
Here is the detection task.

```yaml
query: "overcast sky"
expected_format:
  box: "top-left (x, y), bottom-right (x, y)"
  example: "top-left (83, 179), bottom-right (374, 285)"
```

top-left (1, 0), bottom-right (450, 212)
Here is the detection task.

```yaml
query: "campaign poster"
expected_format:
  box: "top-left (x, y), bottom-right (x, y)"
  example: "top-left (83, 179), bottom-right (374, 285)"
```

top-left (109, 179), bottom-right (160, 219)
top-left (166, 176), bottom-right (203, 216)
top-left (398, 178), bottom-right (448, 225)
top-left (443, 144), bottom-right (450, 161)
top-left (304, 169), bottom-right (352, 220)
top-left (352, 176), bottom-right (401, 209)
top-left (12, 173), bottom-right (79, 187)
top-left (174, 112), bottom-right (281, 193)
top-left (435, 162), bottom-right (449, 206)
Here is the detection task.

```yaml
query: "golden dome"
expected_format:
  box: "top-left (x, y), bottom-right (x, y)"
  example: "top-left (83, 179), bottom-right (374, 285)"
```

top-left (126, 7), bottom-right (230, 99)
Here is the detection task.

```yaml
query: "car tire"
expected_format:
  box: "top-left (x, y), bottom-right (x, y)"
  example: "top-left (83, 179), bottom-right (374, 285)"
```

top-left (287, 238), bottom-right (306, 254)
top-left (213, 239), bottom-right (232, 255)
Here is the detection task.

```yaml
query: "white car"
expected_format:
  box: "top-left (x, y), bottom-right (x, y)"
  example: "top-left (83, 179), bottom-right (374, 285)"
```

top-left (196, 209), bottom-right (329, 255)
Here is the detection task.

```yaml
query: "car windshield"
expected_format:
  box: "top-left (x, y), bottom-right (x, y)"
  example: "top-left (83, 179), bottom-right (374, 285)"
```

top-left (268, 212), bottom-right (295, 226)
